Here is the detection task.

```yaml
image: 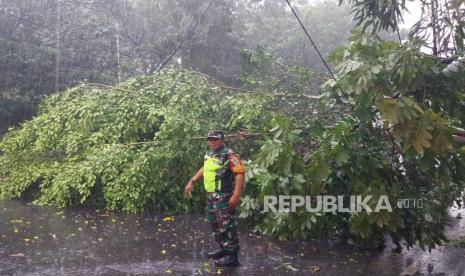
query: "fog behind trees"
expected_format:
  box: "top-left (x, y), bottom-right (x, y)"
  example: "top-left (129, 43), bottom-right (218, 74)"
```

top-left (0, 0), bottom-right (395, 134)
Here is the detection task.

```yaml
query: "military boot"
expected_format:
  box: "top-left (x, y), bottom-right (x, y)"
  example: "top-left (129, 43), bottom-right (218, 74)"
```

top-left (207, 248), bottom-right (226, 259)
top-left (213, 253), bottom-right (239, 267)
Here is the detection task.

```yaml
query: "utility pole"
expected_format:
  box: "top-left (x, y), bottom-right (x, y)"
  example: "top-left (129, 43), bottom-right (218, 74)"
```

top-left (115, 22), bottom-right (122, 84)
top-left (431, 0), bottom-right (439, 56)
top-left (55, 0), bottom-right (61, 91)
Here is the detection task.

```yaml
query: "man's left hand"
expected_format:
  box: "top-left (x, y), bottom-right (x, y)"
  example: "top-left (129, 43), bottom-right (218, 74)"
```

top-left (228, 193), bottom-right (240, 209)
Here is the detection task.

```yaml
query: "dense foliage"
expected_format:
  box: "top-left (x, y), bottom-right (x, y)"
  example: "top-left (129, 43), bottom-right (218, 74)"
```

top-left (239, 0), bottom-right (465, 250)
top-left (0, 69), bottom-right (272, 212)
top-left (240, 31), bottom-right (465, 249)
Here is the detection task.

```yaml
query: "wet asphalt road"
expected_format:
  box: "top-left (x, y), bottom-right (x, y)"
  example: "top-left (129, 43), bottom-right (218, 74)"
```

top-left (0, 200), bottom-right (464, 275)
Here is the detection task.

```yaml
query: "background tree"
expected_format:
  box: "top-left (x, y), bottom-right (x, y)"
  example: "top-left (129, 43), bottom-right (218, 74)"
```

top-left (0, 0), bottom-right (122, 134)
top-left (0, 0), bottom-right (354, 135)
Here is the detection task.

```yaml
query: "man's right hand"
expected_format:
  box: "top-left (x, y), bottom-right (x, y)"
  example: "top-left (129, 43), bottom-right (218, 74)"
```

top-left (183, 180), bottom-right (194, 197)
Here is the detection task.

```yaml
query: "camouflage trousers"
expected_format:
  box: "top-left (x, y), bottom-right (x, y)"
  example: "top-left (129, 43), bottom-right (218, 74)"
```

top-left (206, 192), bottom-right (240, 254)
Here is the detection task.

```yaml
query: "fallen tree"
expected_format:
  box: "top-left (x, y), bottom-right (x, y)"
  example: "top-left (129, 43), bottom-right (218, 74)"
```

top-left (0, 68), bottom-right (272, 212)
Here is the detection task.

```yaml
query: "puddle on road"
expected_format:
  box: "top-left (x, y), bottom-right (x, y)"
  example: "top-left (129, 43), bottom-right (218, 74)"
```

top-left (0, 200), bottom-right (464, 275)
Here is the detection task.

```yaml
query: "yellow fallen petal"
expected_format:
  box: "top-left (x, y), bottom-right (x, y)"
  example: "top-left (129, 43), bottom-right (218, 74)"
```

top-left (162, 216), bottom-right (174, 222)
top-left (161, 249), bottom-right (167, 255)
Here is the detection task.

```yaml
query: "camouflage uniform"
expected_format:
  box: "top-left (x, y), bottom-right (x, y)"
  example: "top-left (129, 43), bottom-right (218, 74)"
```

top-left (203, 146), bottom-right (245, 255)
top-left (207, 192), bottom-right (239, 254)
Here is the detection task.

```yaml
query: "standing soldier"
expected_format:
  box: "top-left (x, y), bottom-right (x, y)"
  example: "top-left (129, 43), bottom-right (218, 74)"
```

top-left (184, 130), bottom-right (245, 267)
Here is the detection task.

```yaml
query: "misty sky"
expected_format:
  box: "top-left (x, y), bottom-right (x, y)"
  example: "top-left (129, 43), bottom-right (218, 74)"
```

top-left (402, 0), bottom-right (422, 28)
